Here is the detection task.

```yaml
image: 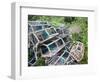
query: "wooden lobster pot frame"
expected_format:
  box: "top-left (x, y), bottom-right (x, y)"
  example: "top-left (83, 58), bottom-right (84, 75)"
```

top-left (40, 37), bottom-right (66, 57)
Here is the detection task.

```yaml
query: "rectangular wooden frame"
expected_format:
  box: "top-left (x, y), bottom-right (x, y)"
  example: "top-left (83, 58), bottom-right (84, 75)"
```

top-left (11, 2), bottom-right (97, 80)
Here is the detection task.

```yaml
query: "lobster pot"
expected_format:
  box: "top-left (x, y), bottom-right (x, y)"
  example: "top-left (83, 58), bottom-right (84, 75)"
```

top-left (56, 27), bottom-right (70, 36)
top-left (28, 47), bottom-right (37, 66)
top-left (47, 45), bottom-right (78, 65)
top-left (70, 42), bottom-right (84, 62)
top-left (28, 21), bottom-right (58, 43)
top-left (48, 49), bottom-right (70, 65)
top-left (35, 27), bottom-right (58, 43)
top-left (40, 38), bottom-right (65, 58)
top-left (28, 33), bottom-right (38, 48)
top-left (28, 21), bottom-right (48, 25)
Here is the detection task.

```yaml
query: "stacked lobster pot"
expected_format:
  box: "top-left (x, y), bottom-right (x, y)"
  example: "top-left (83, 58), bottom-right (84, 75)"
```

top-left (28, 21), bottom-right (59, 66)
top-left (28, 21), bottom-right (84, 66)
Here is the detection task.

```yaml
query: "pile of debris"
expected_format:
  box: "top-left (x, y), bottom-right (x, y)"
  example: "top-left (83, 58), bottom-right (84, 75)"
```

top-left (28, 21), bottom-right (84, 66)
